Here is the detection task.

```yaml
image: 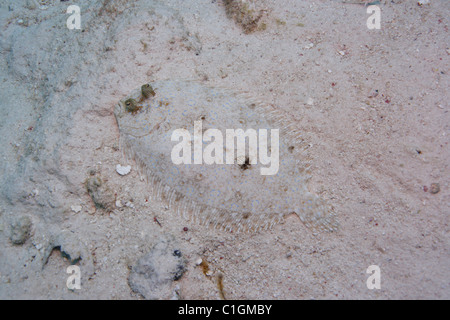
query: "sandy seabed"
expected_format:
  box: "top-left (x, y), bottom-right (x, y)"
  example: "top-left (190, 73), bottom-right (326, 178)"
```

top-left (0, 0), bottom-right (448, 299)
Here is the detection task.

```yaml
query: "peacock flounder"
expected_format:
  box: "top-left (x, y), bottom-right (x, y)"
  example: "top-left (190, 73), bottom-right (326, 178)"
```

top-left (114, 80), bottom-right (338, 232)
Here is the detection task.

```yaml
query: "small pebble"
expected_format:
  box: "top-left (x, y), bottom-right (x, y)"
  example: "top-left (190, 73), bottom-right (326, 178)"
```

top-left (195, 258), bottom-right (203, 266)
top-left (71, 205), bottom-right (82, 213)
top-left (430, 183), bottom-right (440, 194)
top-left (418, 0), bottom-right (430, 5)
top-left (125, 201), bottom-right (134, 208)
top-left (9, 216), bottom-right (32, 245)
top-left (173, 250), bottom-right (182, 257)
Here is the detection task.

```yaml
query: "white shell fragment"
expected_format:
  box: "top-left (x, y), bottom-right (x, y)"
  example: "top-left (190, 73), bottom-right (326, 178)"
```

top-left (116, 164), bottom-right (131, 176)
top-left (71, 205), bottom-right (82, 213)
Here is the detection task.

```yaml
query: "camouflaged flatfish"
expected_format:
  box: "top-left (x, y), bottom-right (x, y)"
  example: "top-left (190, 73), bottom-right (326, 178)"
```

top-left (114, 80), bottom-right (337, 232)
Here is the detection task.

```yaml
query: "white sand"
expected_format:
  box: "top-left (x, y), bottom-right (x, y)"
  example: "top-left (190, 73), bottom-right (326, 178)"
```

top-left (0, 0), bottom-right (448, 299)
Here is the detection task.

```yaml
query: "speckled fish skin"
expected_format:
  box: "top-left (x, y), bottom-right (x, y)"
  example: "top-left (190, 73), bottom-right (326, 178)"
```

top-left (114, 80), bottom-right (338, 232)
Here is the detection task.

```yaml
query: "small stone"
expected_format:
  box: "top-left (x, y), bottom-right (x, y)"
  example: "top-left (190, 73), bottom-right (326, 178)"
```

top-left (195, 258), bottom-right (203, 266)
top-left (125, 201), bottom-right (134, 208)
top-left (338, 50), bottom-right (346, 56)
top-left (115, 199), bottom-right (123, 208)
top-left (173, 250), bottom-right (181, 257)
top-left (116, 164), bottom-right (131, 176)
top-left (85, 175), bottom-right (115, 210)
top-left (306, 97), bottom-right (314, 106)
top-left (430, 183), bottom-right (440, 194)
top-left (71, 205), bottom-right (82, 213)
top-left (205, 270), bottom-right (213, 276)
top-left (9, 216), bottom-right (32, 245)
